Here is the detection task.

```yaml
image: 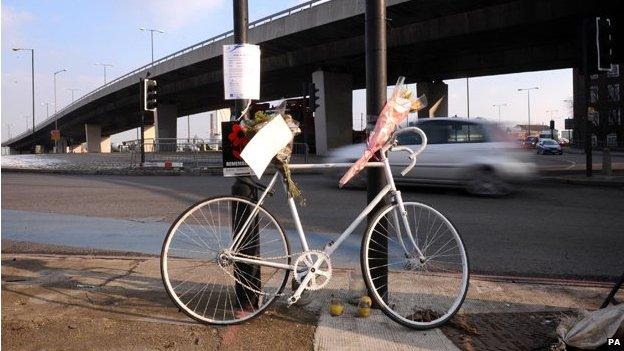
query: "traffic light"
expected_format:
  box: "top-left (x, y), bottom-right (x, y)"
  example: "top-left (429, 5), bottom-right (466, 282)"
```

top-left (143, 78), bottom-right (158, 111)
top-left (596, 17), bottom-right (615, 72)
top-left (309, 83), bottom-right (320, 112)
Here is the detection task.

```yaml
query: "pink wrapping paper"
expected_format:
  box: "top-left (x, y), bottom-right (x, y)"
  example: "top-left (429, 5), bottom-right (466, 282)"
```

top-left (339, 82), bottom-right (425, 187)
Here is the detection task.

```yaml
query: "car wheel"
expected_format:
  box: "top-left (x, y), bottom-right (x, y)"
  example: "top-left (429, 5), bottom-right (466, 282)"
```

top-left (466, 168), bottom-right (512, 197)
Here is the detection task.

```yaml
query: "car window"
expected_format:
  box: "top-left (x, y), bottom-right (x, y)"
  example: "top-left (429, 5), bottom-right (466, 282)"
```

top-left (421, 122), bottom-right (451, 144)
top-left (398, 122), bottom-right (446, 145)
top-left (396, 132), bottom-right (422, 145)
top-left (447, 122), bottom-right (487, 143)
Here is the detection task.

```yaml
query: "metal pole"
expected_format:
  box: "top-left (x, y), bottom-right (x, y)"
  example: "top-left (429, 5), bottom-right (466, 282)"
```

top-left (466, 77), bottom-right (470, 118)
top-left (187, 115), bottom-right (191, 143)
top-left (518, 88), bottom-right (538, 137)
top-left (366, 0), bottom-right (388, 305)
top-left (493, 104), bottom-right (506, 123)
top-left (104, 66), bottom-right (107, 84)
top-left (140, 78), bottom-right (145, 164)
top-left (31, 50), bottom-right (35, 151)
top-left (527, 91), bottom-right (531, 136)
top-left (582, 18), bottom-right (592, 177)
top-left (151, 30), bottom-right (154, 63)
top-left (54, 75), bottom-right (57, 120)
top-left (231, 0), bottom-right (259, 309)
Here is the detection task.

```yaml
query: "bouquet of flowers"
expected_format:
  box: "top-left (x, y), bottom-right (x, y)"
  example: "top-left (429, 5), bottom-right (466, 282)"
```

top-left (241, 103), bottom-right (304, 203)
top-left (339, 77), bottom-right (427, 187)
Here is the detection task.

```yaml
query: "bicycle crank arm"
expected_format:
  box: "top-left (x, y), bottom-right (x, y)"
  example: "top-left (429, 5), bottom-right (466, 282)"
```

top-left (287, 271), bottom-right (314, 306)
top-left (287, 255), bottom-right (327, 306)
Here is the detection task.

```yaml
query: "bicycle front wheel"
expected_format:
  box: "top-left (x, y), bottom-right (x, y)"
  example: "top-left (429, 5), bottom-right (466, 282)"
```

top-left (161, 196), bottom-right (291, 325)
top-left (361, 202), bottom-right (469, 329)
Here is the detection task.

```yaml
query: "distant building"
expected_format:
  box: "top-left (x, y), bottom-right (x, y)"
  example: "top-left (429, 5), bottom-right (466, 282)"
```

top-left (514, 124), bottom-right (549, 138)
top-left (573, 64), bottom-right (623, 150)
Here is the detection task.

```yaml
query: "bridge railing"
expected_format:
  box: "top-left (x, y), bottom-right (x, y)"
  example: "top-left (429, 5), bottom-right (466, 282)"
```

top-left (5, 0), bottom-right (332, 146)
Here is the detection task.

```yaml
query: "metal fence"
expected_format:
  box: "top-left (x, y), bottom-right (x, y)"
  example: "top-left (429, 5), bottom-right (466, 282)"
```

top-left (124, 139), bottom-right (310, 168)
top-left (292, 142), bottom-right (310, 163)
top-left (125, 138), bottom-right (222, 168)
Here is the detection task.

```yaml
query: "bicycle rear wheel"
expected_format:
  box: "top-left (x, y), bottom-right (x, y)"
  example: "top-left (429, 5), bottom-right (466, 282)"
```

top-left (161, 196), bottom-right (291, 325)
top-left (361, 201), bottom-right (469, 329)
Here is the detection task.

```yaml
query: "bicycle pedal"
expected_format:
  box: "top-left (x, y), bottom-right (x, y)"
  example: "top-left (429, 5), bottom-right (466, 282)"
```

top-left (286, 295), bottom-right (300, 307)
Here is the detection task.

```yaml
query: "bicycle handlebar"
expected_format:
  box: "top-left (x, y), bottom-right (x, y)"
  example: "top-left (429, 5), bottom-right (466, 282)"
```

top-left (385, 127), bottom-right (428, 176)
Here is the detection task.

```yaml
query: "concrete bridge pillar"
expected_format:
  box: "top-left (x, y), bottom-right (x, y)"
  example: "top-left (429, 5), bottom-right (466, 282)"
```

top-left (84, 124), bottom-right (111, 153)
top-left (100, 136), bottom-right (111, 153)
top-left (85, 124), bottom-right (102, 153)
top-left (312, 70), bottom-right (353, 156)
top-left (416, 80), bottom-right (448, 118)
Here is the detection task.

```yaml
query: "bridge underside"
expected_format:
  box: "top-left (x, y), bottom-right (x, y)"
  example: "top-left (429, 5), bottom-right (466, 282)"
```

top-left (7, 0), bottom-right (620, 151)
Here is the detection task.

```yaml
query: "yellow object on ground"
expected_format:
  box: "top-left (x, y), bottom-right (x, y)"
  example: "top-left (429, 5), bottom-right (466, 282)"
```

top-left (357, 296), bottom-right (372, 318)
top-left (329, 297), bottom-right (344, 316)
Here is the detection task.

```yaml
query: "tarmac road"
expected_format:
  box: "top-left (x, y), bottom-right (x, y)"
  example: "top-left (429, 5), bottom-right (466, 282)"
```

top-left (2, 172), bottom-right (623, 280)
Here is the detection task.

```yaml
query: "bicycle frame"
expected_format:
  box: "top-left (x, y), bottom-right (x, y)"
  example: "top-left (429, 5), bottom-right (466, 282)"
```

top-left (227, 150), bottom-right (424, 273)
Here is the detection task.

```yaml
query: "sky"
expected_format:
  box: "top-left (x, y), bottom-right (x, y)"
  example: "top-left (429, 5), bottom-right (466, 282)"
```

top-left (2, 0), bottom-right (573, 144)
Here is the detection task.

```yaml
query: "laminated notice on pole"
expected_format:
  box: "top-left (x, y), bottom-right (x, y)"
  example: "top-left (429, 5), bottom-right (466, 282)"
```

top-left (223, 44), bottom-right (260, 100)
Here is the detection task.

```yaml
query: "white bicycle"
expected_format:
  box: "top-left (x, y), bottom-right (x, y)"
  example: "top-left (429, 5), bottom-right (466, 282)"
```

top-left (161, 127), bottom-right (469, 329)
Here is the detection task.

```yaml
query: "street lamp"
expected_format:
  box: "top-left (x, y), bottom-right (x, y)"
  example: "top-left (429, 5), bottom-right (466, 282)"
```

top-left (546, 109), bottom-right (559, 121)
top-left (53, 69), bottom-right (67, 153)
top-left (94, 63), bottom-right (113, 84)
top-left (466, 77), bottom-right (470, 118)
top-left (53, 69), bottom-right (68, 114)
top-left (518, 87), bottom-right (539, 137)
top-left (67, 88), bottom-right (81, 102)
top-left (12, 48), bottom-right (36, 151)
top-left (5, 123), bottom-right (13, 140)
top-left (492, 103), bottom-right (507, 123)
top-left (41, 102), bottom-right (54, 119)
top-left (24, 115), bottom-right (30, 132)
top-left (140, 27), bottom-right (165, 63)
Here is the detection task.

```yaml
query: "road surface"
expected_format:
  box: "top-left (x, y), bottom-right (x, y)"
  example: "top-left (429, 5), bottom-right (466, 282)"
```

top-left (2, 172), bottom-right (623, 280)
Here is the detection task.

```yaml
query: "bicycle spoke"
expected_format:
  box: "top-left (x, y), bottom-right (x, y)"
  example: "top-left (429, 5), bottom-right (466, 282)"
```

top-left (363, 202), bottom-right (468, 329)
top-left (162, 197), bottom-right (290, 325)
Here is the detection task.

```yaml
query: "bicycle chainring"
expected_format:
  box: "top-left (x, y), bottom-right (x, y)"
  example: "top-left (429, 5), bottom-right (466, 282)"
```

top-left (292, 251), bottom-right (332, 291)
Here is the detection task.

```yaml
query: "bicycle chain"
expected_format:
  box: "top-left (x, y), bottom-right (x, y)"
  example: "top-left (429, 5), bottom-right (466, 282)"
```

top-left (219, 251), bottom-right (305, 297)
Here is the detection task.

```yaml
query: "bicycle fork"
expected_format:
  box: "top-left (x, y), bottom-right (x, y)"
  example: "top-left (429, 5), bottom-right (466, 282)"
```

top-left (391, 190), bottom-right (426, 262)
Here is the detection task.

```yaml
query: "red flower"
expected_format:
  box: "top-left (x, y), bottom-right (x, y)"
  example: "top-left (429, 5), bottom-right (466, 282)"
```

top-left (228, 123), bottom-right (249, 160)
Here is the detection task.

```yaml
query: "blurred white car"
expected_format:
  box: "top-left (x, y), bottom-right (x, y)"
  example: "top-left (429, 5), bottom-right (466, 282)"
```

top-left (326, 118), bottom-right (536, 196)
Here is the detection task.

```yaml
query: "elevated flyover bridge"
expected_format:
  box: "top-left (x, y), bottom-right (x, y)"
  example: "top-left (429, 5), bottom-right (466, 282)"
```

top-left (3, 0), bottom-right (619, 155)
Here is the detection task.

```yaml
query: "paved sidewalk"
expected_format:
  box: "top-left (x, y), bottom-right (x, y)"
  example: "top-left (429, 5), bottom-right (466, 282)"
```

top-left (2, 247), bottom-right (621, 350)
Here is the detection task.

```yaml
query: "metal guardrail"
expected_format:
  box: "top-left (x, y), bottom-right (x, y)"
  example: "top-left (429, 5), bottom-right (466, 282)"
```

top-left (127, 139), bottom-right (310, 167)
top-left (5, 0), bottom-right (332, 145)
top-left (128, 138), bottom-right (222, 168)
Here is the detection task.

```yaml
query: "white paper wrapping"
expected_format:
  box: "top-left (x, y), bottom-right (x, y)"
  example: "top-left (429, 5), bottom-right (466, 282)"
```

top-left (240, 115), bottom-right (293, 179)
